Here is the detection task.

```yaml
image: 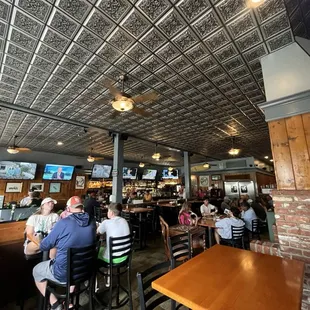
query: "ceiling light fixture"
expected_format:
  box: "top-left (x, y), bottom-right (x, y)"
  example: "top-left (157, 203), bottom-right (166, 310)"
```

top-left (228, 136), bottom-right (240, 156)
top-left (87, 156), bottom-right (95, 163)
top-left (264, 156), bottom-right (269, 159)
top-left (139, 162), bottom-right (145, 168)
top-left (111, 96), bottom-right (134, 112)
top-left (270, 159), bottom-right (274, 162)
top-left (203, 163), bottom-right (210, 169)
top-left (168, 166), bottom-right (173, 171)
top-left (57, 141), bottom-right (63, 146)
top-left (247, 0), bottom-right (265, 8)
top-left (7, 147), bottom-right (19, 154)
top-left (152, 143), bottom-right (161, 160)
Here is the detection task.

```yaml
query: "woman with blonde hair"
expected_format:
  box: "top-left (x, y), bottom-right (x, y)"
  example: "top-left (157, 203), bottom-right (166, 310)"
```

top-left (24, 197), bottom-right (59, 256)
top-left (179, 202), bottom-right (198, 226)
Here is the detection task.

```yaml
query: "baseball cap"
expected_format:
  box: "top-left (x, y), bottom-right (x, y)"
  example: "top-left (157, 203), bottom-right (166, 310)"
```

top-left (41, 197), bottom-right (57, 206)
top-left (67, 196), bottom-right (83, 208)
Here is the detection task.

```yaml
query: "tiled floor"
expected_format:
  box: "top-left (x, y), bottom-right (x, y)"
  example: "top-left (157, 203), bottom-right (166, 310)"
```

top-left (1, 238), bottom-right (168, 310)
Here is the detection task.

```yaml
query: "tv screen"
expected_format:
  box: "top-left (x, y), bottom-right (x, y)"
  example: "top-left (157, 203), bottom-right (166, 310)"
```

top-left (43, 164), bottom-right (74, 180)
top-left (142, 169), bottom-right (157, 180)
top-left (123, 167), bottom-right (137, 180)
top-left (91, 164), bottom-right (112, 179)
top-left (0, 161), bottom-right (37, 180)
top-left (162, 169), bottom-right (179, 179)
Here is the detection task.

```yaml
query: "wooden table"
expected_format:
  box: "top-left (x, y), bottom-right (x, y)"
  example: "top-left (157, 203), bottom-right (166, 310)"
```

top-left (152, 245), bottom-right (305, 310)
top-left (198, 219), bottom-right (217, 248)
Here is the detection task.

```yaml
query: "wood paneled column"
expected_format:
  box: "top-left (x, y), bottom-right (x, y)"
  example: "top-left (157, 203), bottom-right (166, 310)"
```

top-left (268, 113), bottom-right (310, 190)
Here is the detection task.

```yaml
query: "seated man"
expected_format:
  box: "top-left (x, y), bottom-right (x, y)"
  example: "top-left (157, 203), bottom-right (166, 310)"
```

top-left (97, 203), bottom-right (130, 263)
top-left (214, 207), bottom-right (245, 244)
top-left (240, 201), bottom-right (258, 231)
top-left (32, 196), bottom-right (96, 310)
top-left (200, 197), bottom-right (217, 216)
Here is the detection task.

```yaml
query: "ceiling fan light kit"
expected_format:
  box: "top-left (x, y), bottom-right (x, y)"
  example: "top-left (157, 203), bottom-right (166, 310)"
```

top-left (228, 148), bottom-right (240, 156)
top-left (7, 147), bottom-right (19, 154)
top-left (112, 96), bottom-right (134, 112)
top-left (87, 156), bottom-right (95, 162)
top-left (203, 163), bottom-right (210, 169)
top-left (139, 162), bottom-right (145, 168)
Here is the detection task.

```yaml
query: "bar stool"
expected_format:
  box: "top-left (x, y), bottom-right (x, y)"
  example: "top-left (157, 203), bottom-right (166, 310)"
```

top-left (43, 244), bottom-right (97, 310)
top-left (96, 233), bottom-right (135, 310)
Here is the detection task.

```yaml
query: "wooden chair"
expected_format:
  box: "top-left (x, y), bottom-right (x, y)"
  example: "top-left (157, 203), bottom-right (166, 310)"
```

top-left (159, 215), bottom-right (170, 260)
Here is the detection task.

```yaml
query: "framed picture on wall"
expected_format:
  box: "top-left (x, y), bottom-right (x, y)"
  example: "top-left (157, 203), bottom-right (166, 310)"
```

top-left (5, 182), bottom-right (23, 193)
top-left (199, 176), bottom-right (209, 187)
top-left (211, 174), bottom-right (222, 181)
top-left (75, 176), bottom-right (85, 189)
top-left (30, 183), bottom-right (44, 192)
top-left (49, 183), bottom-right (61, 193)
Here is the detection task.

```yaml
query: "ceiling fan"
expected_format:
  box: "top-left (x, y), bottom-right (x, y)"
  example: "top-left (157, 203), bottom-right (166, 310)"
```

top-left (7, 136), bottom-right (31, 154)
top-left (103, 74), bottom-right (158, 118)
top-left (87, 148), bottom-right (105, 163)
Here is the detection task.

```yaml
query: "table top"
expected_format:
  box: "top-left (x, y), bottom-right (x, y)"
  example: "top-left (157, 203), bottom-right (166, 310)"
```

top-left (122, 207), bottom-right (153, 213)
top-left (198, 218), bottom-right (217, 228)
top-left (157, 203), bottom-right (179, 207)
top-left (152, 245), bottom-right (305, 310)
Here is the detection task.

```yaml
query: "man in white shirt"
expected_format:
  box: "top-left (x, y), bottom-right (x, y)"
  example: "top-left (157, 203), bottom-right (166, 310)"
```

top-left (240, 201), bottom-right (257, 231)
top-left (215, 207), bottom-right (245, 243)
top-left (97, 203), bottom-right (130, 263)
top-left (200, 197), bottom-right (217, 215)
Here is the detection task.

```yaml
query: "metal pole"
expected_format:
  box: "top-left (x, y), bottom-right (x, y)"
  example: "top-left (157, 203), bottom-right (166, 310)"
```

top-left (184, 151), bottom-right (191, 199)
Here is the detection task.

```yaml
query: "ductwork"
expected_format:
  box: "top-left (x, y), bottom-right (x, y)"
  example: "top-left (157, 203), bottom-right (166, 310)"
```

top-left (259, 38), bottom-right (310, 121)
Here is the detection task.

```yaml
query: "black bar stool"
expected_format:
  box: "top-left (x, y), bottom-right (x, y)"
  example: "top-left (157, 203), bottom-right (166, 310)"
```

top-left (43, 243), bottom-right (98, 310)
top-left (96, 233), bottom-right (135, 310)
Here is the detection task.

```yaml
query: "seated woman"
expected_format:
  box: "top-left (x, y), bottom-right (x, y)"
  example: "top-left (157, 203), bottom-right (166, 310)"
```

top-left (214, 207), bottom-right (245, 244)
top-left (179, 203), bottom-right (198, 226)
top-left (24, 197), bottom-right (59, 257)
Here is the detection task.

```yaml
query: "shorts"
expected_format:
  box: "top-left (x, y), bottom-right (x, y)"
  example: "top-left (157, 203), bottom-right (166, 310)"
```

top-left (98, 246), bottom-right (127, 264)
top-left (33, 260), bottom-right (65, 284)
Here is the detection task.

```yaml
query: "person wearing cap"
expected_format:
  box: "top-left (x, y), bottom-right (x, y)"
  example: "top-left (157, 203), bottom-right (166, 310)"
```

top-left (32, 196), bottom-right (96, 310)
top-left (59, 196), bottom-right (83, 219)
top-left (24, 197), bottom-right (59, 256)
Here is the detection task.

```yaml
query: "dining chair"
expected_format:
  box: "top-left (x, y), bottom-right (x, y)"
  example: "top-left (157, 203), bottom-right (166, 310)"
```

top-left (159, 215), bottom-right (171, 260)
top-left (251, 219), bottom-right (261, 240)
top-left (231, 225), bottom-right (245, 249)
top-left (168, 232), bottom-right (192, 269)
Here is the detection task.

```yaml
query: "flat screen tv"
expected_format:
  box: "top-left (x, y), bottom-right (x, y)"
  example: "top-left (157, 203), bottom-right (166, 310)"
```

top-left (142, 169), bottom-right (157, 180)
top-left (43, 164), bottom-right (74, 180)
top-left (0, 161), bottom-right (37, 179)
top-left (162, 169), bottom-right (179, 179)
top-left (123, 167), bottom-right (137, 180)
top-left (91, 164), bottom-right (112, 179)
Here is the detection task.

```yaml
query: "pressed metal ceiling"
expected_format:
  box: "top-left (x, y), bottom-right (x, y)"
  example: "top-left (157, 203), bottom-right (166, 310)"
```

top-left (0, 0), bottom-right (295, 166)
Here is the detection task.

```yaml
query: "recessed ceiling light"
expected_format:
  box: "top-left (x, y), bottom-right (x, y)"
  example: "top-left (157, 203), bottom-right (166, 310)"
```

top-left (270, 159), bottom-right (273, 162)
top-left (264, 156), bottom-right (269, 159)
top-left (57, 141), bottom-right (63, 146)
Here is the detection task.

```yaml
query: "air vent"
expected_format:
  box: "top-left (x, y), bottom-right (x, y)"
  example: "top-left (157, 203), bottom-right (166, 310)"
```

top-left (226, 160), bottom-right (247, 169)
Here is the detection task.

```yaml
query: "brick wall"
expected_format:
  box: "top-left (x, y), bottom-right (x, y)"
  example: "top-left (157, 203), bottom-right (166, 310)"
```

top-left (251, 190), bottom-right (310, 309)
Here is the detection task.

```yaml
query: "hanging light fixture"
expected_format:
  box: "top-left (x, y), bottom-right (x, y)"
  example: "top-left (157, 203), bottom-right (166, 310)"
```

top-left (7, 147), bottom-right (19, 154)
top-left (152, 143), bottom-right (161, 160)
top-left (139, 162), bottom-right (145, 168)
top-left (112, 96), bottom-right (134, 112)
top-left (228, 136), bottom-right (240, 156)
top-left (203, 162), bottom-right (210, 169)
top-left (87, 156), bottom-right (95, 163)
top-left (168, 166), bottom-right (173, 171)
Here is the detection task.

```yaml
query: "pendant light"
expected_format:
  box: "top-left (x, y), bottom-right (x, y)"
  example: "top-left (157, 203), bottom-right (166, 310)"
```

top-left (168, 166), bottom-right (173, 171)
top-left (203, 162), bottom-right (210, 169)
top-left (152, 143), bottom-right (161, 160)
top-left (228, 136), bottom-right (240, 156)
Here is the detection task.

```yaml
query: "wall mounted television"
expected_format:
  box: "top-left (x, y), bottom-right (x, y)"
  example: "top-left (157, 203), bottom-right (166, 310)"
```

top-left (0, 161), bottom-right (37, 180)
top-left (162, 169), bottom-right (179, 179)
top-left (42, 164), bottom-right (75, 180)
top-left (91, 164), bottom-right (112, 179)
top-left (123, 167), bottom-right (137, 180)
top-left (142, 169), bottom-right (157, 180)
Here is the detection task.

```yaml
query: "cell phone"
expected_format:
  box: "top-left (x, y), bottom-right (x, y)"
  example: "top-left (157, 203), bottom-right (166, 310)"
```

top-left (224, 209), bottom-right (230, 215)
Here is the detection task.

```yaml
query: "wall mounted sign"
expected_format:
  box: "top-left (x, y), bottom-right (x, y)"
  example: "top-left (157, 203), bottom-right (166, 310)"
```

top-left (211, 175), bottom-right (222, 181)
top-left (199, 176), bottom-right (209, 187)
top-left (6, 182), bottom-right (23, 193)
top-left (49, 182), bottom-right (61, 193)
top-left (30, 183), bottom-right (44, 192)
top-left (75, 176), bottom-right (85, 189)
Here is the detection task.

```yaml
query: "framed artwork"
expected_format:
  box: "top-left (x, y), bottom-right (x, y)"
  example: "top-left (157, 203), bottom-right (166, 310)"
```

top-left (75, 176), bottom-right (85, 189)
top-left (49, 182), bottom-right (61, 193)
top-left (211, 174), bottom-right (222, 181)
top-left (6, 182), bottom-right (23, 193)
top-left (30, 183), bottom-right (44, 192)
top-left (240, 185), bottom-right (248, 193)
top-left (199, 176), bottom-right (209, 187)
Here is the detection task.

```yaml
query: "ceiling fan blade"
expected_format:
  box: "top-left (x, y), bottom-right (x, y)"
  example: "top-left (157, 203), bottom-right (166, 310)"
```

top-left (132, 91), bottom-right (158, 103)
top-left (94, 157), bottom-right (105, 161)
top-left (132, 106), bottom-right (152, 117)
top-left (103, 79), bottom-right (122, 98)
top-left (16, 147), bottom-right (31, 152)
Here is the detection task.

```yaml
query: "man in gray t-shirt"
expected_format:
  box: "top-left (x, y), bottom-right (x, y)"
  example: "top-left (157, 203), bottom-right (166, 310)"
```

top-left (97, 203), bottom-right (130, 262)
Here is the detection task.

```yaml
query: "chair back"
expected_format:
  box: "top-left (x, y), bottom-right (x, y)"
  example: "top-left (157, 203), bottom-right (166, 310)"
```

top-left (168, 232), bottom-right (191, 269)
top-left (67, 243), bottom-right (97, 285)
top-left (108, 233), bottom-right (135, 266)
top-left (252, 219), bottom-right (260, 233)
top-left (231, 225), bottom-right (245, 240)
top-left (137, 261), bottom-right (171, 310)
top-left (159, 215), bottom-right (170, 260)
